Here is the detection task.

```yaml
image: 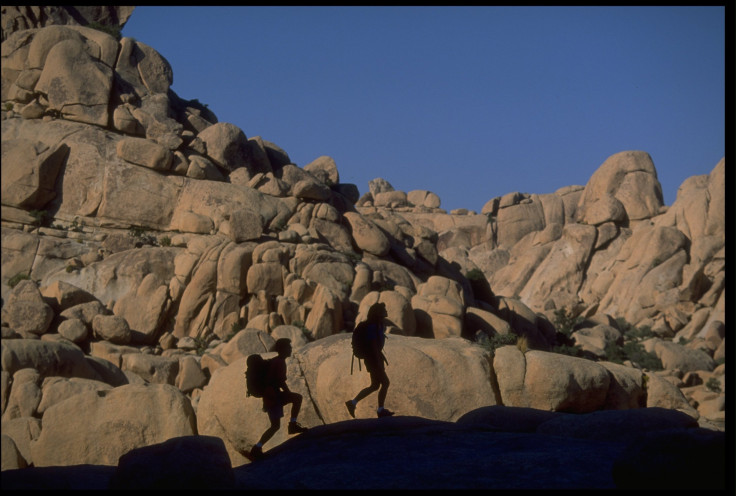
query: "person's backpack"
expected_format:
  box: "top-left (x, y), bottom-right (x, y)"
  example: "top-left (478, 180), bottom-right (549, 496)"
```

top-left (245, 354), bottom-right (271, 398)
top-left (351, 321), bottom-right (375, 360)
top-left (350, 322), bottom-right (387, 374)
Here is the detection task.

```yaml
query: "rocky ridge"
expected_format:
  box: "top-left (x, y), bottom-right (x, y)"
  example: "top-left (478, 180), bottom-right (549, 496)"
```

top-left (0, 6), bottom-right (726, 489)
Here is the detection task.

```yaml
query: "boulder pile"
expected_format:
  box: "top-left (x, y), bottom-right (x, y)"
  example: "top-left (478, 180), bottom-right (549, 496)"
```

top-left (0, 6), bottom-right (725, 486)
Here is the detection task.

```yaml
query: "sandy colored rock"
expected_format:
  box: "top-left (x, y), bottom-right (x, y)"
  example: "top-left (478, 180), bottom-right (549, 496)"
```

top-left (121, 353), bottom-right (179, 385)
top-left (113, 272), bottom-right (169, 344)
top-left (39, 280), bottom-right (97, 313)
top-left (30, 383), bottom-right (196, 467)
top-left (576, 150), bottom-right (664, 224)
top-left (343, 211), bottom-right (390, 256)
top-left (92, 314), bottom-right (131, 345)
top-left (496, 348), bottom-right (611, 413)
top-left (35, 33), bottom-right (113, 126)
top-left (1, 434), bottom-right (28, 470)
top-left (301, 333), bottom-right (498, 423)
top-left (1, 338), bottom-right (102, 382)
top-left (304, 284), bottom-right (344, 339)
top-left (116, 137), bottom-right (173, 171)
top-left (175, 355), bottom-right (207, 394)
top-left (36, 376), bottom-right (113, 414)
top-left (303, 155), bottom-right (339, 185)
top-left (1, 280), bottom-right (54, 336)
top-left (197, 122), bottom-right (249, 171)
top-left (1, 139), bottom-right (69, 209)
top-left (218, 329), bottom-right (275, 365)
top-left (57, 318), bottom-right (89, 343)
top-left (1, 368), bottom-right (41, 421)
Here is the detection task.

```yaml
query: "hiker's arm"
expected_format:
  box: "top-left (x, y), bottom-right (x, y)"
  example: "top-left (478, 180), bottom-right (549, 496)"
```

top-left (276, 361), bottom-right (290, 392)
top-left (371, 339), bottom-right (383, 362)
top-left (279, 378), bottom-right (291, 393)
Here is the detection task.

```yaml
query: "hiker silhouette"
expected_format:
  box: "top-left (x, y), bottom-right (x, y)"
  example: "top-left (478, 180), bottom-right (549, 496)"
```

top-left (249, 338), bottom-right (308, 460)
top-left (345, 302), bottom-right (395, 419)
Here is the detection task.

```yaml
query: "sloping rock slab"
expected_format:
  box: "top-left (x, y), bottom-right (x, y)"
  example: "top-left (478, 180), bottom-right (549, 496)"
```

top-left (234, 416), bottom-right (628, 489)
top-left (108, 435), bottom-right (236, 490)
top-left (0, 465), bottom-right (116, 490)
top-left (235, 412), bottom-right (725, 490)
top-left (1, 410), bottom-right (726, 490)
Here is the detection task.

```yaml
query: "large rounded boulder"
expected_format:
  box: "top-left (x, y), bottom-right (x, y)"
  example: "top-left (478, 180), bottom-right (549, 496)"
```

top-left (29, 383), bottom-right (196, 467)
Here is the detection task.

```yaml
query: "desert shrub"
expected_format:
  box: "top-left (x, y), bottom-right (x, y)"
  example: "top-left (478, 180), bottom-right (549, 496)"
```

top-left (623, 342), bottom-right (663, 370)
top-left (7, 272), bottom-right (30, 288)
top-left (192, 336), bottom-right (212, 356)
top-left (28, 209), bottom-right (48, 227)
top-left (482, 333), bottom-right (518, 353)
top-left (129, 226), bottom-right (147, 238)
top-left (465, 268), bottom-right (485, 281)
top-left (615, 317), bottom-right (630, 332)
top-left (160, 236), bottom-right (172, 247)
top-left (270, 218), bottom-right (287, 232)
top-left (705, 377), bottom-right (722, 393)
top-left (552, 344), bottom-right (584, 357)
top-left (375, 279), bottom-right (394, 292)
top-left (626, 324), bottom-right (655, 341)
top-left (603, 341), bottom-right (627, 364)
top-left (87, 21), bottom-right (122, 40)
top-left (342, 250), bottom-right (362, 265)
top-left (129, 225), bottom-right (156, 246)
top-left (552, 307), bottom-right (582, 338)
top-left (68, 219), bottom-right (84, 232)
top-left (292, 320), bottom-right (313, 341)
top-left (225, 322), bottom-right (240, 341)
top-left (604, 318), bottom-right (663, 370)
top-left (604, 340), bottom-right (662, 369)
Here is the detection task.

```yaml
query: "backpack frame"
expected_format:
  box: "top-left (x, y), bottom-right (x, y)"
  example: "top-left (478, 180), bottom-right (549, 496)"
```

top-left (350, 322), bottom-right (388, 374)
top-left (245, 354), bottom-right (271, 398)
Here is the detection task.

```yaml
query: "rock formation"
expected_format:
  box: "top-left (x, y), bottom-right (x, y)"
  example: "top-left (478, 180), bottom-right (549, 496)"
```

top-left (0, 7), bottom-right (725, 488)
top-left (2, 407), bottom-right (726, 490)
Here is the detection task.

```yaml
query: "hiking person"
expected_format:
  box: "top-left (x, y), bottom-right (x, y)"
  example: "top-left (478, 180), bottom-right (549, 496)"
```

top-left (345, 302), bottom-right (395, 418)
top-left (249, 338), bottom-right (308, 460)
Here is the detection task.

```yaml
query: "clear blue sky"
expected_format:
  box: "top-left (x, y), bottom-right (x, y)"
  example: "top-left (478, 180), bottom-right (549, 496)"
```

top-left (122, 6), bottom-right (725, 212)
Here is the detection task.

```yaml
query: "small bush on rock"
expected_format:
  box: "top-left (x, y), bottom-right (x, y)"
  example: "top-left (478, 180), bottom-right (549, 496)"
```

top-left (29, 209), bottom-right (48, 228)
top-left (465, 268), bottom-right (485, 281)
top-left (604, 319), bottom-right (663, 371)
top-left (553, 307), bottom-right (582, 338)
top-left (87, 21), bottom-right (122, 40)
top-left (482, 333), bottom-right (518, 353)
top-left (705, 377), bottom-right (722, 393)
top-left (7, 272), bottom-right (31, 288)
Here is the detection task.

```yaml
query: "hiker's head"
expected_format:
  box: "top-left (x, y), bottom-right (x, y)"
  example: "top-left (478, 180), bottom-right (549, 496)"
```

top-left (272, 338), bottom-right (292, 357)
top-left (367, 302), bottom-right (387, 323)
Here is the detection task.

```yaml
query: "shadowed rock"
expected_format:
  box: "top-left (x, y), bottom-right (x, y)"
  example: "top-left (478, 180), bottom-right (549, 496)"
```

top-left (0, 408), bottom-right (725, 490)
top-left (109, 435), bottom-right (236, 490)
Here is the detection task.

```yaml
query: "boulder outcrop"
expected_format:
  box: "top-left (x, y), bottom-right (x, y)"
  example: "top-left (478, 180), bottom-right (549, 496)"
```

top-left (1, 407), bottom-right (725, 490)
top-left (0, 10), bottom-right (724, 486)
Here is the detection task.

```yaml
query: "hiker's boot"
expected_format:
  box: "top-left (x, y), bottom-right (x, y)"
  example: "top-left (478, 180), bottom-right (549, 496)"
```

top-left (249, 445), bottom-right (264, 460)
top-left (345, 400), bottom-right (356, 418)
top-left (377, 408), bottom-right (395, 418)
top-left (288, 421), bottom-right (308, 434)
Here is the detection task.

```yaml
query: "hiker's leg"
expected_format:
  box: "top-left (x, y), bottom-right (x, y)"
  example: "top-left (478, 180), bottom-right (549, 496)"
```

top-left (285, 391), bottom-right (302, 418)
top-left (376, 368), bottom-right (390, 408)
top-left (352, 368), bottom-right (381, 403)
top-left (257, 416), bottom-right (280, 446)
